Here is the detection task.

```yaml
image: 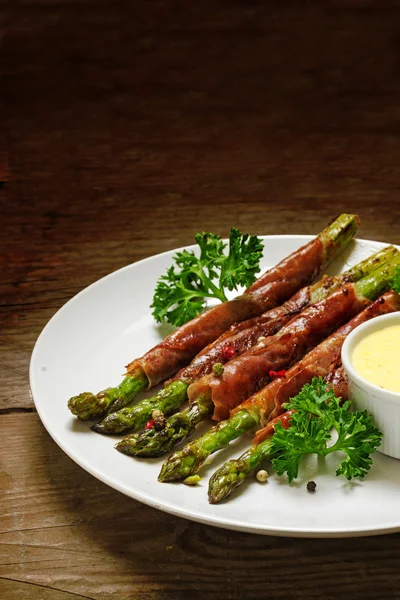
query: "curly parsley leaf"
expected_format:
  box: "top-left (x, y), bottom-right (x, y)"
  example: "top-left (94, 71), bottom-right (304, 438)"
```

top-left (151, 228), bottom-right (264, 326)
top-left (330, 409), bottom-right (382, 480)
top-left (269, 377), bottom-right (382, 482)
top-left (392, 266), bottom-right (400, 294)
top-left (271, 417), bottom-right (332, 483)
top-left (220, 228), bottom-right (265, 290)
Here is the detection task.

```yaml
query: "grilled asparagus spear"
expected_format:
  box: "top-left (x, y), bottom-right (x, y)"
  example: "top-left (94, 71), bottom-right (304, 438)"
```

top-left (95, 246), bottom-right (396, 435)
top-left (116, 248), bottom-right (398, 456)
top-left (68, 214), bottom-right (359, 420)
top-left (157, 255), bottom-right (400, 482)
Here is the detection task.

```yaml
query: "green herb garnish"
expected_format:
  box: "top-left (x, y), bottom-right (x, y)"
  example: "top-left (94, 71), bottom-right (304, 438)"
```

top-left (269, 378), bottom-right (382, 482)
top-left (392, 266), bottom-right (400, 293)
top-left (151, 228), bottom-right (264, 326)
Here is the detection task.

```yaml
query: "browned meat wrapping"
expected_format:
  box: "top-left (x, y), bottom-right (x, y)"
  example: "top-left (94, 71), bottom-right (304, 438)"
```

top-left (250, 290), bottom-right (400, 445)
top-left (188, 282), bottom-right (370, 421)
top-left (127, 216), bottom-right (356, 387)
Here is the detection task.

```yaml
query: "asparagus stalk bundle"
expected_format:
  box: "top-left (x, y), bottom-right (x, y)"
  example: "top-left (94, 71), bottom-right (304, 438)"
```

top-left (68, 214), bottom-right (358, 420)
top-left (93, 245), bottom-right (396, 435)
top-left (117, 254), bottom-right (400, 461)
top-left (207, 364), bottom-right (374, 504)
top-left (154, 264), bottom-right (400, 484)
top-left (208, 410), bottom-right (295, 504)
top-left (207, 368), bottom-right (347, 504)
top-left (208, 363), bottom-right (347, 503)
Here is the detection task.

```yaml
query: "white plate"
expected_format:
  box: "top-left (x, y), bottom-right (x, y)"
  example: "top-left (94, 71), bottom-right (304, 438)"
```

top-left (30, 235), bottom-right (400, 538)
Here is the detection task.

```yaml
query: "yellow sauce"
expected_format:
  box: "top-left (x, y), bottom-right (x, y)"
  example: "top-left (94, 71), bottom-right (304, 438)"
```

top-left (352, 324), bottom-right (400, 394)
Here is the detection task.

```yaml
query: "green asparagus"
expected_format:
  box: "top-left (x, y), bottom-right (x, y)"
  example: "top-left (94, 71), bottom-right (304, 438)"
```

top-left (158, 408), bottom-right (259, 481)
top-left (68, 368), bottom-right (148, 421)
top-left (94, 245), bottom-right (396, 436)
top-left (208, 438), bottom-right (273, 504)
top-left (116, 246), bottom-right (398, 455)
top-left (115, 393), bottom-right (213, 456)
top-left (158, 253), bottom-right (400, 482)
top-left (208, 376), bottom-right (383, 503)
top-left (67, 214), bottom-right (359, 421)
top-left (92, 381), bottom-right (189, 434)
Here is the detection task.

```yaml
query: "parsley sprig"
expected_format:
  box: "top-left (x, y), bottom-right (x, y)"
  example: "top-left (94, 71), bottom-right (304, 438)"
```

top-left (151, 228), bottom-right (264, 326)
top-left (269, 378), bottom-right (382, 482)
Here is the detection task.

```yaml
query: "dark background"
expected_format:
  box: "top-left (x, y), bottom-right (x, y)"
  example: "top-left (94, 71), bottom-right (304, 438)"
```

top-left (2, 1), bottom-right (400, 599)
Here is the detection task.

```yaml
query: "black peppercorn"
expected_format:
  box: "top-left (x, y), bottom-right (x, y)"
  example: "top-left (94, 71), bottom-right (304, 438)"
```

top-left (307, 480), bottom-right (317, 492)
top-left (153, 414), bottom-right (167, 431)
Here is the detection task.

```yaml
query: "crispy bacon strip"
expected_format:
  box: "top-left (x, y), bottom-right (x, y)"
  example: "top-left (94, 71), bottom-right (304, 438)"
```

top-left (249, 291), bottom-right (400, 445)
top-left (126, 223), bottom-right (349, 387)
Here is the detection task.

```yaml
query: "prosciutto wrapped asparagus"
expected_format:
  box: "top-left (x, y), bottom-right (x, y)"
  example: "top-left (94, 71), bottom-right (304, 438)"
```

top-left (118, 255), bottom-right (400, 464)
top-left (96, 246), bottom-right (396, 435)
top-left (68, 213), bottom-right (358, 420)
top-left (130, 214), bottom-right (357, 388)
top-left (154, 266), bottom-right (400, 482)
top-left (187, 271), bottom-right (390, 424)
top-left (207, 365), bottom-right (347, 504)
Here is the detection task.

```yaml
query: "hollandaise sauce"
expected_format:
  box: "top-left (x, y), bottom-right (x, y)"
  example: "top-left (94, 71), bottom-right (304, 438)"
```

top-left (352, 324), bottom-right (400, 394)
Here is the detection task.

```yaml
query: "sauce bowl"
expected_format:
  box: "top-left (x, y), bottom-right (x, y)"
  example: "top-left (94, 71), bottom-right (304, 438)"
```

top-left (341, 312), bottom-right (400, 459)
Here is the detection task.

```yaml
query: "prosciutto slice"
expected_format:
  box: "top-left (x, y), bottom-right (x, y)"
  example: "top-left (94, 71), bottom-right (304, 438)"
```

top-left (168, 284), bottom-right (323, 384)
top-left (325, 364), bottom-right (348, 400)
top-left (251, 367), bottom-right (348, 445)
top-left (240, 291), bottom-right (400, 445)
top-left (188, 287), bottom-right (399, 422)
top-left (126, 231), bottom-right (335, 387)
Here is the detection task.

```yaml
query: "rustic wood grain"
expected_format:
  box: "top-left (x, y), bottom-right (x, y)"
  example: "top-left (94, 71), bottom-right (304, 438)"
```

top-left (2, 414), bottom-right (400, 600)
top-left (3, 0), bottom-right (400, 597)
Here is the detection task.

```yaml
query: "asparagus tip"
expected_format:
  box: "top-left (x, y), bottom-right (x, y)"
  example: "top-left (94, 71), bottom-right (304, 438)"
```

top-left (68, 392), bottom-right (106, 421)
top-left (208, 493), bottom-right (221, 505)
top-left (208, 459), bottom-right (250, 504)
top-left (91, 422), bottom-right (107, 434)
top-left (158, 449), bottom-right (198, 482)
top-left (158, 456), bottom-right (182, 482)
top-left (114, 438), bottom-right (136, 456)
top-left (91, 411), bottom-right (133, 435)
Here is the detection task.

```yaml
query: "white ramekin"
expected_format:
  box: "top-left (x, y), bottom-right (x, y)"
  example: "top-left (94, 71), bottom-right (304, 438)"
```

top-left (341, 312), bottom-right (400, 459)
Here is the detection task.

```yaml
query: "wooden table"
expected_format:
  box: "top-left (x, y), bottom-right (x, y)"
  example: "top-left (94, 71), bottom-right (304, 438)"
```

top-left (3, 1), bottom-right (400, 598)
